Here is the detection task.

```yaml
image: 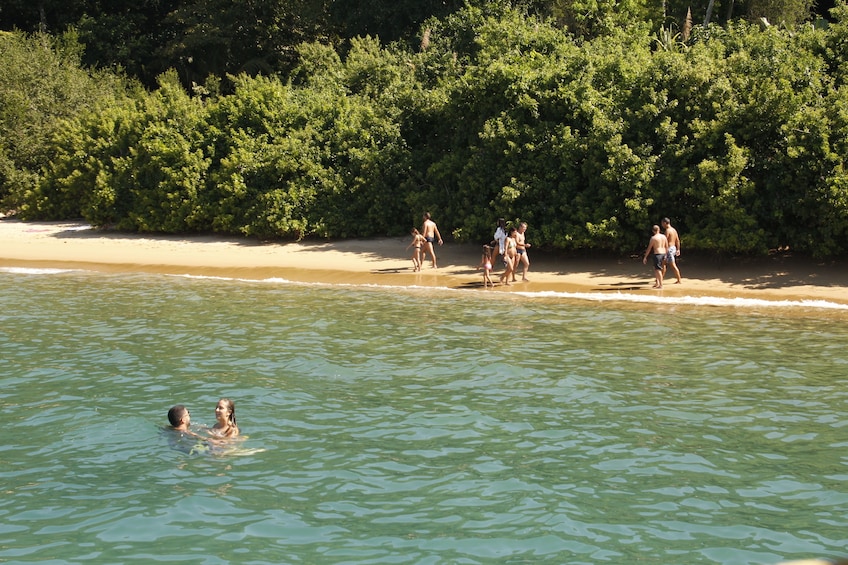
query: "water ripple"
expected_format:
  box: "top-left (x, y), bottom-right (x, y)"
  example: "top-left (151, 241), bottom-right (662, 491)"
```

top-left (1, 271), bottom-right (847, 563)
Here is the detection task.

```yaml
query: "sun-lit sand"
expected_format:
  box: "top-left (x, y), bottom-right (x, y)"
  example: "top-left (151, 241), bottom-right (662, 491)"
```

top-left (2, 219), bottom-right (846, 306)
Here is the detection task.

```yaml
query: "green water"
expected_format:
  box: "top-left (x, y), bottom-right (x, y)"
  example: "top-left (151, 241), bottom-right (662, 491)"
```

top-left (1, 270), bottom-right (847, 564)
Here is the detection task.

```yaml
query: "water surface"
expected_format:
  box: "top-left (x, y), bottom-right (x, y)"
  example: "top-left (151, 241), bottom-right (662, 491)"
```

top-left (1, 269), bottom-right (847, 564)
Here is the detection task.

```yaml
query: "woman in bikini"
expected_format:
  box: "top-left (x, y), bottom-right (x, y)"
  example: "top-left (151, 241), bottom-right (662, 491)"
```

top-left (499, 227), bottom-right (518, 285)
top-left (478, 244), bottom-right (494, 288)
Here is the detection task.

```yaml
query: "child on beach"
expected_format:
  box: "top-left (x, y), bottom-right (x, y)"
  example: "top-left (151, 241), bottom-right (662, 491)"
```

top-left (477, 245), bottom-right (494, 288)
top-left (406, 228), bottom-right (425, 271)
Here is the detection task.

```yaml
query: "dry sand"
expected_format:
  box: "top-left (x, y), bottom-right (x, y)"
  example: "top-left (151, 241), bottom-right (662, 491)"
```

top-left (1, 219), bottom-right (846, 306)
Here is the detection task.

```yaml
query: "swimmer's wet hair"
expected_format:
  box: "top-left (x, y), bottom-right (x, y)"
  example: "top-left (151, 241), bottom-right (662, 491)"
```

top-left (220, 398), bottom-right (237, 428)
top-left (167, 405), bottom-right (187, 427)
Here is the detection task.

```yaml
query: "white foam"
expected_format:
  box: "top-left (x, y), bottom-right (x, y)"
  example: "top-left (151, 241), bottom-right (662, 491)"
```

top-left (175, 274), bottom-right (848, 311)
top-left (0, 267), bottom-right (80, 275)
top-left (171, 273), bottom-right (295, 284)
top-left (513, 290), bottom-right (848, 310)
top-left (8, 268), bottom-right (846, 311)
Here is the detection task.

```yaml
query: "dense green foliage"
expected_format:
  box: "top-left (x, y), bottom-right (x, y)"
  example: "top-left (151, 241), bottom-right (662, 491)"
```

top-left (0, 0), bottom-right (829, 89)
top-left (3, 2), bottom-right (848, 256)
top-left (0, 31), bottom-right (127, 213)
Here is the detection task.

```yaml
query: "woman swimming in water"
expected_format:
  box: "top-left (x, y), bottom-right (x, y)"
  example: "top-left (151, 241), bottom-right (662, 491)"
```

top-left (209, 397), bottom-right (240, 438)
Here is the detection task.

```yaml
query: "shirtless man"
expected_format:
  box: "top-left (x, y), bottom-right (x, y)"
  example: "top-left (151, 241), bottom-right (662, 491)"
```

top-left (513, 222), bottom-right (531, 282)
top-left (661, 217), bottom-right (682, 284)
top-left (642, 225), bottom-right (668, 289)
top-left (167, 404), bottom-right (195, 433)
top-left (421, 212), bottom-right (443, 268)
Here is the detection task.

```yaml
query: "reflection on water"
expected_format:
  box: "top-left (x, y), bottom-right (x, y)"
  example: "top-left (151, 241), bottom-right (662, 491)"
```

top-left (1, 269), bottom-right (847, 564)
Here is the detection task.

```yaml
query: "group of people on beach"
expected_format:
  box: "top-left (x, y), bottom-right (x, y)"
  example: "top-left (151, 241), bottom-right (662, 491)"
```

top-left (642, 217), bottom-right (682, 289)
top-left (406, 212), bottom-right (444, 271)
top-left (407, 212), bottom-right (682, 291)
top-left (167, 397), bottom-right (240, 439)
top-left (479, 218), bottom-right (531, 288)
top-left (406, 214), bottom-right (532, 288)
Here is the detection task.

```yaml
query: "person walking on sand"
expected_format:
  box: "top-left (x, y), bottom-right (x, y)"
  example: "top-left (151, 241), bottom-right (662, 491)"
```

top-left (661, 217), bottom-right (682, 284)
top-left (421, 212), bottom-right (443, 268)
top-left (493, 218), bottom-right (507, 267)
top-left (477, 245), bottom-right (494, 288)
top-left (513, 222), bottom-right (531, 282)
top-left (406, 228), bottom-right (425, 272)
top-left (643, 225), bottom-right (668, 289)
top-left (500, 227), bottom-right (518, 285)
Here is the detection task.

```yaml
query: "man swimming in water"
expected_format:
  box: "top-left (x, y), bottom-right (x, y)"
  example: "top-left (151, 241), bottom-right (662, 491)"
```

top-left (167, 404), bottom-right (191, 431)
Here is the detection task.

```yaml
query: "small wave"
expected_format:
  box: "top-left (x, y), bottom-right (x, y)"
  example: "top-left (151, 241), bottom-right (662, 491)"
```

top-left (0, 267), bottom-right (80, 275)
top-left (513, 290), bottom-right (848, 310)
top-left (17, 269), bottom-right (843, 312)
top-left (176, 274), bottom-right (848, 311)
top-left (171, 273), bottom-right (295, 284)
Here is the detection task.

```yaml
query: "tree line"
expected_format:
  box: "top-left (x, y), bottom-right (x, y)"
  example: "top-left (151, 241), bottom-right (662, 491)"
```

top-left (2, 2), bottom-right (847, 256)
top-left (0, 0), bottom-right (829, 90)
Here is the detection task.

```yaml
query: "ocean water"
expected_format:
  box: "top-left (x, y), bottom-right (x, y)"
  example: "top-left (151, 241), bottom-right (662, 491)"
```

top-left (1, 267), bottom-right (847, 565)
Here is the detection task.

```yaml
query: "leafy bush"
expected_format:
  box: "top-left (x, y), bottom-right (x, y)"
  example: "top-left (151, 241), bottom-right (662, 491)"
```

top-left (18, 3), bottom-right (848, 257)
top-left (0, 30), bottom-right (125, 213)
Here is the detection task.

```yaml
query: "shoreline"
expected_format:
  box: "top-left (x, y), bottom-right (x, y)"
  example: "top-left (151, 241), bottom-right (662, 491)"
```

top-left (2, 219), bottom-right (847, 308)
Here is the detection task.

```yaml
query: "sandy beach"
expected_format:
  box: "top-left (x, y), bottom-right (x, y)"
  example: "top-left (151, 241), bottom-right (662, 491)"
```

top-left (1, 219), bottom-right (846, 306)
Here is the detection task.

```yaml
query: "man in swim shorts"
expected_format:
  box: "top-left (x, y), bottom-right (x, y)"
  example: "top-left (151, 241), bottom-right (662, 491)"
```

top-left (661, 217), bottom-right (682, 284)
top-left (421, 212), bottom-right (443, 268)
top-left (642, 224), bottom-right (668, 289)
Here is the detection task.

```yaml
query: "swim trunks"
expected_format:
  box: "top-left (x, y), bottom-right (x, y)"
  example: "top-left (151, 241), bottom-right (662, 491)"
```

top-left (517, 249), bottom-right (525, 255)
top-left (666, 245), bottom-right (677, 263)
top-left (653, 253), bottom-right (664, 271)
top-left (425, 236), bottom-right (435, 243)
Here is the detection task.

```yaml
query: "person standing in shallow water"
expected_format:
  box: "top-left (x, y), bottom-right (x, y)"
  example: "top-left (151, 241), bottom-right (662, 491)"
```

top-left (209, 398), bottom-right (239, 438)
top-left (643, 224), bottom-right (668, 289)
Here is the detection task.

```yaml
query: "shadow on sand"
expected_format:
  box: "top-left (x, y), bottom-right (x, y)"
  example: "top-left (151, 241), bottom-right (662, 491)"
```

top-left (44, 223), bottom-right (848, 292)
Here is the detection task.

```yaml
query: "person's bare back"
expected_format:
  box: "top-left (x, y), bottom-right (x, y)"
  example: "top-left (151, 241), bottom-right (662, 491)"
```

top-left (665, 226), bottom-right (680, 249)
top-left (643, 225), bottom-right (668, 289)
top-left (649, 232), bottom-right (668, 256)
